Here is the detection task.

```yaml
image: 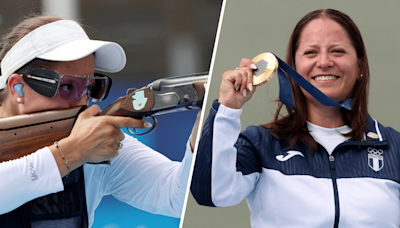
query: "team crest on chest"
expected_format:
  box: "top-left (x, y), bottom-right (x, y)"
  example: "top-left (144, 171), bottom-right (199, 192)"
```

top-left (367, 147), bottom-right (384, 172)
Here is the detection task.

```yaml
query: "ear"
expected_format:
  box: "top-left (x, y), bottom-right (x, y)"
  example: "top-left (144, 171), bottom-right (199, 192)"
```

top-left (8, 73), bottom-right (25, 104)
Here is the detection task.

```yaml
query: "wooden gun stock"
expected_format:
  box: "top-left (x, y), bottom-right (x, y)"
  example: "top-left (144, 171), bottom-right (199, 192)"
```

top-left (0, 74), bottom-right (206, 163)
top-left (0, 106), bottom-right (85, 163)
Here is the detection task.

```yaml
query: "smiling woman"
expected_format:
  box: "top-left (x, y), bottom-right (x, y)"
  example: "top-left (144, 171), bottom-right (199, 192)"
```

top-left (269, 8), bottom-right (370, 151)
top-left (190, 8), bottom-right (400, 228)
top-left (295, 18), bottom-right (360, 116)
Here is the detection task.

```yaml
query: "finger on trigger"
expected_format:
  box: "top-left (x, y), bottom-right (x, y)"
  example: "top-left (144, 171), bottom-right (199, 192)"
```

top-left (109, 116), bottom-right (152, 130)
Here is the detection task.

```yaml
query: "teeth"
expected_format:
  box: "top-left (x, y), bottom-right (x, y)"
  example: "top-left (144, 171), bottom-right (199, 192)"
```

top-left (314, 76), bottom-right (337, 81)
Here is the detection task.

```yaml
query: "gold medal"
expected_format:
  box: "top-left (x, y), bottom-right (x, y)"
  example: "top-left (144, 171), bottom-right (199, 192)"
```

top-left (252, 52), bottom-right (278, 86)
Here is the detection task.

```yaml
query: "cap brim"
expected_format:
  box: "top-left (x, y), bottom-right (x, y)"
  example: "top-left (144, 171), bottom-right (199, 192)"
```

top-left (37, 40), bottom-right (126, 73)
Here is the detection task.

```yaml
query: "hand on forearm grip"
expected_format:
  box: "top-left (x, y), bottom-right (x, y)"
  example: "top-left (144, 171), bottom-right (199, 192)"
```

top-left (59, 105), bottom-right (151, 165)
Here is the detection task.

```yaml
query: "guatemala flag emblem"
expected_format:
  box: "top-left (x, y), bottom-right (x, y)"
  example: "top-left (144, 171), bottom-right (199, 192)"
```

top-left (367, 147), bottom-right (384, 172)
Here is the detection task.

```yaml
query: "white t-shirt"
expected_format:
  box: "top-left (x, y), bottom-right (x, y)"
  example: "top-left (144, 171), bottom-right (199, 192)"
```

top-left (307, 121), bottom-right (351, 155)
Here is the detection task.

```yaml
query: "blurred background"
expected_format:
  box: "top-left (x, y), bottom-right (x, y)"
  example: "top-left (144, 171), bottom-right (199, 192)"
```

top-left (0, 0), bottom-right (222, 227)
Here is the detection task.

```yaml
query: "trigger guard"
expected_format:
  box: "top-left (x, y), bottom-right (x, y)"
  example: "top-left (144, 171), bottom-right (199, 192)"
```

top-left (127, 116), bottom-right (158, 136)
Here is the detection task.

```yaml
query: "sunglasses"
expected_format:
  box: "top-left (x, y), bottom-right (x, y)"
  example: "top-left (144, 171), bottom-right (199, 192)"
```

top-left (22, 68), bottom-right (112, 102)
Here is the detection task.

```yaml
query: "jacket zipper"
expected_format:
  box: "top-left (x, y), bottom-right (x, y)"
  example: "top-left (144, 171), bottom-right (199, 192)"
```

top-left (328, 154), bottom-right (340, 228)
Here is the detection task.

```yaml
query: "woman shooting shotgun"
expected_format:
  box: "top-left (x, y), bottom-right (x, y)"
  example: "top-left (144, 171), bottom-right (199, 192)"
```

top-left (0, 15), bottom-right (200, 227)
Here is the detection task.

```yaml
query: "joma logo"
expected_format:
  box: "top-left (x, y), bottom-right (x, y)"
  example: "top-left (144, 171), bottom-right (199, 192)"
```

top-left (27, 157), bottom-right (38, 181)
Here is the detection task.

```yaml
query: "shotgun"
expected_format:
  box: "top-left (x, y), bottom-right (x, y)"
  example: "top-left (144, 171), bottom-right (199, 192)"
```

top-left (0, 72), bottom-right (208, 163)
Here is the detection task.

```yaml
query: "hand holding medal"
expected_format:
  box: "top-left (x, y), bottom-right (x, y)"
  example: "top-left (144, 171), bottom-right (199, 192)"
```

top-left (218, 52), bottom-right (278, 109)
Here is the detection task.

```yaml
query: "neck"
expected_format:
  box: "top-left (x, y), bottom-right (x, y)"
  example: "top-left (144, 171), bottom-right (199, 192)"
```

top-left (306, 99), bottom-right (345, 128)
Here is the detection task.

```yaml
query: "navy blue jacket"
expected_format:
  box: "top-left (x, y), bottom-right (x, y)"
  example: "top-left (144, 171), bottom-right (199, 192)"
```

top-left (191, 100), bottom-right (400, 228)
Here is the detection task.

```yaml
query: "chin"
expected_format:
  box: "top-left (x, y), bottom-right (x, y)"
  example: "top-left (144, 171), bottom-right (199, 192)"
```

top-left (318, 89), bottom-right (343, 101)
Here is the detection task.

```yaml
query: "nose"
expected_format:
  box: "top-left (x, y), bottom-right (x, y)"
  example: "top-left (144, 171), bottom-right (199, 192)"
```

top-left (316, 51), bottom-right (333, 69)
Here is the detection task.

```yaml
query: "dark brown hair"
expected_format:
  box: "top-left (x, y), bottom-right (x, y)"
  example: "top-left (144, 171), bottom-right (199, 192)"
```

top-left (263, 9), bottom-right (369, 152)
top-left (0, 14), bottom-right (63, 105)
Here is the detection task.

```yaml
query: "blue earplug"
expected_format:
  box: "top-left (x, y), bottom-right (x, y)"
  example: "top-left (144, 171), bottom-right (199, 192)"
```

top-left (14, 83), bottom-right (24, 97)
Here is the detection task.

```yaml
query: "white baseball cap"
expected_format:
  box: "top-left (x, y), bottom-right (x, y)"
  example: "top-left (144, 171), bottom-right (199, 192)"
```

top-left (0, 19), bottom-right (126, 90)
